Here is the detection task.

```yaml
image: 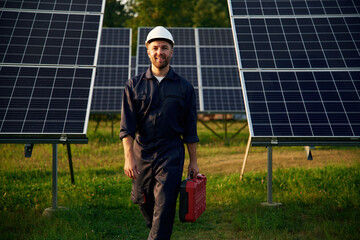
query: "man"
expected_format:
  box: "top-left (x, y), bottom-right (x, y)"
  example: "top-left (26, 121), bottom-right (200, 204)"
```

top-left (120, 26), bottom-right (199, 240)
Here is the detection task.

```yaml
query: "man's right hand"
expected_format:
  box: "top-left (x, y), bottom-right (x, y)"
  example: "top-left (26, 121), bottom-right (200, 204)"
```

top-left (122, 136), bottom-right (140, 179)
top-left (124, 155), bottom-right (139, 179)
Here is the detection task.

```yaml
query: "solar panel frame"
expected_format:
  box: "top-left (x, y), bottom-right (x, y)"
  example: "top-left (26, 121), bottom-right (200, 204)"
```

top-left (0, 0), bottom-right (106, 143)
top-left (91, 28), bottom-right (132, 114)
top-left (0, 0), bottom-right (104, 13)
top-left (228, 0), bottom-right (360, 146)
top-left (230, 0), bottom-right (360, 16)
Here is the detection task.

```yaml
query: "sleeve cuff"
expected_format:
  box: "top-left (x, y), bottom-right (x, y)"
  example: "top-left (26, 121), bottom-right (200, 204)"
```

top-left (119, 132), bottom-right (135, 141)
top-left (182, 136), bottom-right (200, 143)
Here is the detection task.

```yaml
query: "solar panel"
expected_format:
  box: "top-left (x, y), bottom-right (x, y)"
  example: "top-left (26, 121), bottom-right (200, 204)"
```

top-left (228, 0), bottom-right (360, 145)
top-left (91, 28), bottom-right (131, 113)
top-left (136, 27), bottom-right (245, 113)
top-left (0, 11), bottom-right (100, 66)
top-left (234, 17), bottom-right (360, 69)
top-left (0, 0), bottom-right (103, 12)
top-left (198, 28), bottom-right (244, 112)
top-left (0, 0), bottom-right (105, 143)
top-left (230, 0), bottom-right (359, 16)
top-left (243, 70), bottom-right (360, 136)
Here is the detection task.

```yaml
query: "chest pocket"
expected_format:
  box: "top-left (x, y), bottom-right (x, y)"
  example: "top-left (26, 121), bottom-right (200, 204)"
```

top-left (163, 93), bottom-right (185, 112)
top-left (134, 92), bottom-right (149, 115)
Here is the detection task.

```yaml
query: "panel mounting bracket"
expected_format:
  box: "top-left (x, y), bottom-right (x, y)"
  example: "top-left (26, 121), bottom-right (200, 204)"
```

top-left (60, 134), bottom-right (67, 142)
top-left (24, 143), bottom-right (34, 158)
top-left (270, 138), bottom-right (278, 145)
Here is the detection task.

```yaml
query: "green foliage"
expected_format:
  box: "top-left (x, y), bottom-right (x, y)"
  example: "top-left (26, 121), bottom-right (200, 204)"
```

top-left (107, 0), bottom-right (231, 55)
top-left (124, 0), bottom-right (230, 28)
top-left (1, 161), bottom-right (360, 239)
top-left (192, 0), bottom-right (230, 27)
top-left (103, 0), bottom-right (133, 27)
top-left (126, 0), bottom-right (194, 28)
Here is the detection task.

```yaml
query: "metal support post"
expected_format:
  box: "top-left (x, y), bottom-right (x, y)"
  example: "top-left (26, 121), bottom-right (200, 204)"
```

top-left (267, 146), bottom-right (273, 203)
top-left (67, 143), bottom-right (75, 184)
top-left (43, 144), bottom-right (68, 217)
top-left (51, 143), bottom-right (58, 208)
top-left (261, 146), bottom-right (282, 207)
top-left (223, 114), bottom-right (229, 145)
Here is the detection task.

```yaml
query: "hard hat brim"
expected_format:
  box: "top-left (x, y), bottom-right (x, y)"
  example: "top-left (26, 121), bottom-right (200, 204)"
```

top-left (146, 38), bottom-right (174, 47)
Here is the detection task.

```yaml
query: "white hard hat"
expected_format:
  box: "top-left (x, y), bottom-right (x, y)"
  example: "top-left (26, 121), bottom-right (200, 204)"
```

top-left (145, 26), bottom-right (174, 46)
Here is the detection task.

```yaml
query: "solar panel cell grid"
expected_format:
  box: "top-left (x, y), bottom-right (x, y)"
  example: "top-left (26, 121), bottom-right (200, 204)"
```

top-left (91, 28), bottom-right (131, 113)
top-left (243, 71), bottom-right (360, 137)
top-left (97, 47), bottom-right (130, 65)
top-left (0, 0), bottom-right (103, 12)
top-left (203, 89), bottom-right (244, 112)
top-left (200, 47), bottom-right (237, 66)
top-left (198, 28), bottom-right (234, 46)
top-left (0, 11), bottom-right (100, 66)
top-left (230, 0), bottom-right (360, 16)
top-left (91, 88), bottom-right (123, 112)
top-left (201, 67), bottom-right (240, 87)
top-left (100, 28), bottom-right (130, 46)
top-left (94, 67), bottom-right (129, 87)
top-left (234, 17), bottom-right (360, 69)
top-left (0, 66), bottom-right (93, 134)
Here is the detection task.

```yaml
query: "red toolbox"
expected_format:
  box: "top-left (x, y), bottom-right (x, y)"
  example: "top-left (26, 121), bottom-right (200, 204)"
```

top-left (179, 174), bottom-right (207, 222)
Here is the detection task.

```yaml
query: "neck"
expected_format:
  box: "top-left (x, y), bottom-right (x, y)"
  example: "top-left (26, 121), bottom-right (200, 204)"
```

top-left (151, 65), bottom-right (170, 77)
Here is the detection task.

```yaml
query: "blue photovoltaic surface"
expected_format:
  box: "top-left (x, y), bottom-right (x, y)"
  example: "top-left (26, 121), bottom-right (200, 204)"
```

top-left (243, 70), bottom-right (360, 137)
top-left (0, 0), bottom-right (103, 12)
top-left (0, 0), bottom-right (105, 142)
top-left (91, 28), bottom-right (131, 113)
top-left (228, 0), bottom-right (360, 145)
top-left (0, 11), bottom-right (100, 66)
top-left (230, 0), bottom-right (359, 16)
top-left (0, 66), bottom-right (93, 134)
top-left (234, 17), bottom-right (360, 69)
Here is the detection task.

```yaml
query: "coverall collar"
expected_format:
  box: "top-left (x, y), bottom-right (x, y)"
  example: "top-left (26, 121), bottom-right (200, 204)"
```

top-left (145, 66), bottom-right (178, 81)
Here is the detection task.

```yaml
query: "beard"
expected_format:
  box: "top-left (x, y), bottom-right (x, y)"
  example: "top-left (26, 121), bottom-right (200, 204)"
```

top-left (150, 55), bottom-right (171, 70)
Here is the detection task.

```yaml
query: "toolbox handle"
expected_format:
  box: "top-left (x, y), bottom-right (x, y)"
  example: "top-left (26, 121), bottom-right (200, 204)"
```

top-left (188, 172), bottom-right (206, 181)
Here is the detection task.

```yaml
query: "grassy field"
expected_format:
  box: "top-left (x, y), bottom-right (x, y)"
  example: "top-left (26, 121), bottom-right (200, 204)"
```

top-left (1, 117), bottom-right (360, 239)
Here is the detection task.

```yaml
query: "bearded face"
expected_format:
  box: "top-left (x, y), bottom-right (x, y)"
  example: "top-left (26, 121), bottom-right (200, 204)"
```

top-left (147, 40), bottom-right (173, 70)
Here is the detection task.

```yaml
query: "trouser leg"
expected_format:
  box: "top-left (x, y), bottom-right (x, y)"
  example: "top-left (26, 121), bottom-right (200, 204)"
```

top-left (131, 149), bottom-right (155, 228)
top-left (148, 146), bottom-right (184, 239)
top-left (133, 141), bottom-right (184, 240)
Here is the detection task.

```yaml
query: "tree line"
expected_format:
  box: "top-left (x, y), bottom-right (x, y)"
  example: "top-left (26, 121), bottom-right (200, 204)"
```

top-left (103, 0), bottom-right (231, 53)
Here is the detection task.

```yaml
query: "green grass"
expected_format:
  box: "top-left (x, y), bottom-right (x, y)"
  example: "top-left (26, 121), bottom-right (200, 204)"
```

top-left (1, 118), bottom-right (360, 239)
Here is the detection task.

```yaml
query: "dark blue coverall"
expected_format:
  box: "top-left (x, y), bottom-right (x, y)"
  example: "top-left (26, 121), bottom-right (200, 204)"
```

top-left (120, 67), bottom-right (199, 240)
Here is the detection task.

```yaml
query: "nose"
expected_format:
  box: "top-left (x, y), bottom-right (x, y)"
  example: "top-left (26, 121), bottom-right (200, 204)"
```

top-left (155, 48), bottom-right (163, 55)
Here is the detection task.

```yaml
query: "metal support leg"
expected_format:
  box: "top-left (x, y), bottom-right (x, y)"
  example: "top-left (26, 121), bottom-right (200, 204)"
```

top-left (223, 114), bottom-right (229, 146)
top-left (43, 144), bottom-right (68, 216)
top-left (111, 115), bottom-right (114, 138)
top-left (267, 146), bottom-right (273, 204)
top-left (261, 146), bottom-right (282, 207)
top-left (67, 143), bottom-right (75, 184)
top-left (94, 116), bottom-right (101, 132)
top-left (240, 137), bottom-right (251, 181)
top-left (304, 146), bottom-right (315, 160)
top-left (51, 144), bottom-right (58, 209)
